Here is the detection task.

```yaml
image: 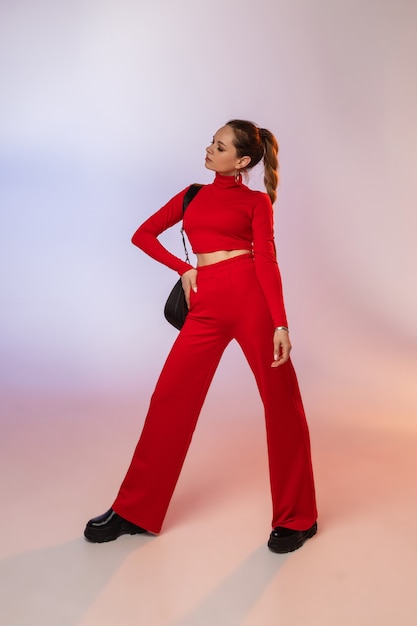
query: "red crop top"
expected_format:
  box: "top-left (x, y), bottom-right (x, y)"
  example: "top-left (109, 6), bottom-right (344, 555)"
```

top-left (132, 173), bottom-right (288, 327)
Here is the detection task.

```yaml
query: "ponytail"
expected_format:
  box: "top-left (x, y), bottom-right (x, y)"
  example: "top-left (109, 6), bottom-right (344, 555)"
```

top-left (260, 128), bottom-right (279, 205)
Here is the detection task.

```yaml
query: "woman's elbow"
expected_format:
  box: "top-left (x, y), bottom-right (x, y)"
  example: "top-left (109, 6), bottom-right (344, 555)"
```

top-left (131, 227), bottom-right (145, 248)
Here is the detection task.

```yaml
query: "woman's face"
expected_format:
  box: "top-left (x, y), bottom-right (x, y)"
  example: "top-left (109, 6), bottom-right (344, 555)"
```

top-left (205, 125), bottom-right (245, 176)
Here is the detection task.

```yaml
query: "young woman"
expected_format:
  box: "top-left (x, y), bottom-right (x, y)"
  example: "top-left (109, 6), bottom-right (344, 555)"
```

top-left (84, 120), bottom-right (318, 553)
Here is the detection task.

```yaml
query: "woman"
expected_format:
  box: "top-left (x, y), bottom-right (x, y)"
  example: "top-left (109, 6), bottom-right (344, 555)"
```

top-left (84, 120), bottom-right (318, 553)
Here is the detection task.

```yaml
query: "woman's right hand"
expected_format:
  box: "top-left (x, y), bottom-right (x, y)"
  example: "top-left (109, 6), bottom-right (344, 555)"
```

top-left (181, 268), bottom-right (198, 309)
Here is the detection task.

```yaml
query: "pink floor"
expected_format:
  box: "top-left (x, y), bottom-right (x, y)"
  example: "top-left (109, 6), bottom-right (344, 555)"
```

top-left (1, 377), bottom-right (417, 626)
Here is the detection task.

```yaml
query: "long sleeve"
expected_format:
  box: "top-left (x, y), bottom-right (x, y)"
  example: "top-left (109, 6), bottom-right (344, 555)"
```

top-left (132, 187), bottom-right (194, 275)
top-left (251, 193), bottom-right (288, 328)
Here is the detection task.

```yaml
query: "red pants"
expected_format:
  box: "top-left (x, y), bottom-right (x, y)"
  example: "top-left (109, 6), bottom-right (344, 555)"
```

top-left (113, 255), bottom-right (317, 533)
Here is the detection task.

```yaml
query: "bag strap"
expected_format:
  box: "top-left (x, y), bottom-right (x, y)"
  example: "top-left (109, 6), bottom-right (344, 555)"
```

top-left (180, 183), bottom-right (203, 264)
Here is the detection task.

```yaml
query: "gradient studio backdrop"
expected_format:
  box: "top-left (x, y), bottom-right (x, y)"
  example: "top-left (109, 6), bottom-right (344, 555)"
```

top-left (1, 0), bottom-right (416, 437)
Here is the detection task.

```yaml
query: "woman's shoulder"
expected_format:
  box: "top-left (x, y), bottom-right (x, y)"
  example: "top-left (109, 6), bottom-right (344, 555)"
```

top-left (165, 182), bottom-right (205, 205)
top-left (239, 183), bottom-right (269, 199)
top-left (246, 187), bottom-right (272, 208)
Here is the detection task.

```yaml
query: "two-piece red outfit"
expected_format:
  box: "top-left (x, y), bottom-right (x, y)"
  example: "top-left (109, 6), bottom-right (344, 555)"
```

top-left (112, 173), bottom-right (317, 534)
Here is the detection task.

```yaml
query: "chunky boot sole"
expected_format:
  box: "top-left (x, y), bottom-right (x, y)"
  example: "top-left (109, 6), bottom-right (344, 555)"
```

top-left (268, 522), bottom-right (317, 553)
top-left (84, 523), bottom-right (146, 543)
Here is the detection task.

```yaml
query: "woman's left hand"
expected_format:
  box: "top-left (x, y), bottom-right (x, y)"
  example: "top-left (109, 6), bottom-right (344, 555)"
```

top-left (181, 268), bottom-right (198, 309)
top-left (271, 329), bottom-right (292, 367)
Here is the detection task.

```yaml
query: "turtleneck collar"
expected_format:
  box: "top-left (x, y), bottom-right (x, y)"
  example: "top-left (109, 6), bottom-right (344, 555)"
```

top-left (212, 172), bottom-right (243, 188)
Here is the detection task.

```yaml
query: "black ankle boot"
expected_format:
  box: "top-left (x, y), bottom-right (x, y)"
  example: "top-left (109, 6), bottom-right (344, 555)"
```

top-left (268, 521), bottom-right (317, 553)
top-left (84, 509), bottom-right (147, 543)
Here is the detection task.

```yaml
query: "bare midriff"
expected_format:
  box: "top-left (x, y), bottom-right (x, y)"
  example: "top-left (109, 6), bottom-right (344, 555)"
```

top-left (196, 249), bottom-right (252, 267)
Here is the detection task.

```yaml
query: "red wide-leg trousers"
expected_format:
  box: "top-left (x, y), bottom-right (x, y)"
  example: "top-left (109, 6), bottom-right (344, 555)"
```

top-left (113, 255), bottom-right (317, 533)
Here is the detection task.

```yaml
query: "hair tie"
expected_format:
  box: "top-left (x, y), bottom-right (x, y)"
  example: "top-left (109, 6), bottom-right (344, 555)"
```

top-left (259, 127), bottom-right (267, 142)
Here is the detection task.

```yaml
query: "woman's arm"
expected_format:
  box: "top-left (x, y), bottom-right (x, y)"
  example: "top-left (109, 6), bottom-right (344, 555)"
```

top-left (251, 193), bottom-right (292, 366)
top-left (132, 187), bottom-right (195, 276)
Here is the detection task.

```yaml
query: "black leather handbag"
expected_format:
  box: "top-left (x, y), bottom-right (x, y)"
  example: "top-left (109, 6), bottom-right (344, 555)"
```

top-left (164, 184), bottom-right (202, 330)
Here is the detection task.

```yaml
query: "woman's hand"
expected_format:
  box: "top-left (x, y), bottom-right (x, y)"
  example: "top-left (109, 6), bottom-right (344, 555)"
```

top-left (271, 328), bottom-right (292, 367)
top-left (181, 268), bottom-right (198, 309)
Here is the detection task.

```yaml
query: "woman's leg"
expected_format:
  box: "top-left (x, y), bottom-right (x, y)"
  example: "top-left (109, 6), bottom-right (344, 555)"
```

top-left (113, 264), bottom-right (240, 533)
top-left (232, 264), bottom-right (317, 530)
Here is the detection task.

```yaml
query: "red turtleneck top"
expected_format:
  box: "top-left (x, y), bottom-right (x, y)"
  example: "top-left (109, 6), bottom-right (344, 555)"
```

top-left (132, 173), bottom-right (288, 327)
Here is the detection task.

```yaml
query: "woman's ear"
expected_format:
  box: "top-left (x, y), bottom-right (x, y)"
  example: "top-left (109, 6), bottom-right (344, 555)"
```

top-left (237, 155), bottom-right (251, 169)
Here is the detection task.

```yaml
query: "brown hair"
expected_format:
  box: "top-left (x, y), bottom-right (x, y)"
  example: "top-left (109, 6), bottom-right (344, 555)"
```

top-left (226, 119), bottom-right (279, 204)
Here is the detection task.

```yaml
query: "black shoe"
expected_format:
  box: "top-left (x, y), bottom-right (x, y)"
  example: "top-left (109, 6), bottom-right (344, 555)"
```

top-left (268, 521), bottom-right (317, 553)
top-left (84, 508), bottom-right (147, 543)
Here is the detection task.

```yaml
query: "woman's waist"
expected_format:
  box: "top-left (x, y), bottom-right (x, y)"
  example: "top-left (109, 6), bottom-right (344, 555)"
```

top-left (196, 252), bottom-right (254, 276)
top-left (196, 249), bottom-right (252, 267)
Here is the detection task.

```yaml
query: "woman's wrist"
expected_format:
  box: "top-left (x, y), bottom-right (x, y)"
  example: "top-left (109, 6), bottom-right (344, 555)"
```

top-left (274, 326), bottom-right (289, 333)
top-left (180, 266), bottom-right (196, 276)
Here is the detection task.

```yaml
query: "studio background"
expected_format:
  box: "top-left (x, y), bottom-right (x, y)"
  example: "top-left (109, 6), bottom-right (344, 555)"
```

top-left (1, 2), bottom-right (417, 624)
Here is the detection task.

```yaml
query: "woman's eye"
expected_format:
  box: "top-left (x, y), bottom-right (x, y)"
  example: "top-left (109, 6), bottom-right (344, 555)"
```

top-left (217, 147), bottom-right (224, 152)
